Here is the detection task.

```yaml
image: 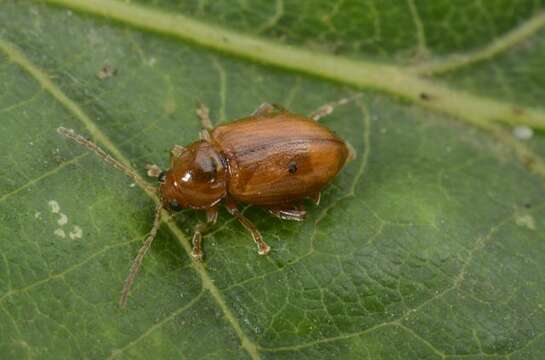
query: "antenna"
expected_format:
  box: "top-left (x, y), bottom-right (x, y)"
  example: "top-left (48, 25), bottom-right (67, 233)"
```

top-left (57, 127), bottom-right (156, 193)
top-left (119, 204), bottom-right (163, 308)
top-left (58, 127), bottom-right (164, 307)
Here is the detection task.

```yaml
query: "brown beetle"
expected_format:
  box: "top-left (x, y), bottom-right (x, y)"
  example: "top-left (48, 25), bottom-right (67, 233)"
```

top-left (58, 98), bottom-right (355, 307)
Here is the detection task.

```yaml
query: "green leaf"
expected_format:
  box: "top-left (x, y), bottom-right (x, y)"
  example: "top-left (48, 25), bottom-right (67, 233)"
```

top-left (1, 0), bottom-right (544, 358)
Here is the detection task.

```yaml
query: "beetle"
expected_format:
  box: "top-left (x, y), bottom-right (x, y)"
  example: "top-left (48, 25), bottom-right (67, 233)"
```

top-left (58, 97), bottom-right (356, 307)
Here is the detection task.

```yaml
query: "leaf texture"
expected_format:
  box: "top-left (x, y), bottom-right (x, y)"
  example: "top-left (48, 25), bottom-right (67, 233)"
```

top-left (0, 1), bottom-right (544, 359)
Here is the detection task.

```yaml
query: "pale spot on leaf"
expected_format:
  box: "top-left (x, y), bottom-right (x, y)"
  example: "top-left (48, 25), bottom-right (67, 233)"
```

top-left (54, 228), bottom-right (66, 238)
top-left (48, 200), bottom-right (60, 214)
top-left (69, 225), bottom-right (83, 240)
top-left (57, 213), bottom-right (68, 226)
top-left (515, 213), bottom-right (536, 230)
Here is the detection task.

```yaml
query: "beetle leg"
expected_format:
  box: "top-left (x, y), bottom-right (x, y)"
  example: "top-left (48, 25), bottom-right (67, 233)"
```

top-left (191, 207), bottom-right (219, 261)
top-left (170, 144), bottom-right (186, 159)
top-left (225, 201), bottom-right (270, 255)
top-left (309, 94), bottom-right (363, 121)
top-left (309, 192), bottom-right (321, 206)
top-left (196, 100), bottom-right (214, 130)
top-left (169, 145), bottom-right (186, 167)
top-left (268, 205), bottom-right (307, 221)
top-left (252, 103), bottom-right (286, 117)
top-left (199, 129), bottom-right (212, 141)
top-left (145, 164), bottom-right (162, 178)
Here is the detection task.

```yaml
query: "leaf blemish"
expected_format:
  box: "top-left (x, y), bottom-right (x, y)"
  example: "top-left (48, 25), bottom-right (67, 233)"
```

top-left (69, 225), bottom-right (83, 240)
top-left (513, 126), bottom-right (533, 140)
top-left (46, 200), bottom-right (82, 238)
top-left (57, 213), bottom-right (68, 226)
top-left (97, 63), bottom-right (117, 80)
top-left (48, 200), bottom-right (60, 214)
top-left (515, 213), bottom-right (536, 230)
top-left (54, 228), bottom-right (66, 238)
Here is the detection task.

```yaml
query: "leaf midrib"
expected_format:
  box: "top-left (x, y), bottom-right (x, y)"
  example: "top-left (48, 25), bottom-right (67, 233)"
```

top-left (40, 0), bottom-right (545, 179)
top-left (43, 0), bottom-right (545, 130)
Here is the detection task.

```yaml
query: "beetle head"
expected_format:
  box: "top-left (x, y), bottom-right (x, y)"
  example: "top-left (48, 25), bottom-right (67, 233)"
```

top-left (159, 141), bottom-right (227, 211)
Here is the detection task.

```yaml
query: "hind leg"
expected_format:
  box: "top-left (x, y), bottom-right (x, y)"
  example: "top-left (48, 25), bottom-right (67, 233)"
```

top-left (267, 205), bottom-right (307, 221)
top-left (225, 200), bottom-right (270, 255)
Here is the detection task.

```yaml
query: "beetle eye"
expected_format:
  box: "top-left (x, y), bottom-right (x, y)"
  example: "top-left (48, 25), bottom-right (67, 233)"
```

top-left (169, 199), bottom-right (183, 211)
top-left (158, 171), bottom-right (167, 183)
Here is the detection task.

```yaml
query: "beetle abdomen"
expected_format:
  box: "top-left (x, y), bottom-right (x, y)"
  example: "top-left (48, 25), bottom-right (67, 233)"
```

top-left (212, 113), bottom-right (349, 205)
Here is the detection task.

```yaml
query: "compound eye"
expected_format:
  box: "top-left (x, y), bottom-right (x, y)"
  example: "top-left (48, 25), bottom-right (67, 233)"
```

top-left (158, 171), bottom-right (167, 183)
top-left (169, 199), bottom-right (183, 212)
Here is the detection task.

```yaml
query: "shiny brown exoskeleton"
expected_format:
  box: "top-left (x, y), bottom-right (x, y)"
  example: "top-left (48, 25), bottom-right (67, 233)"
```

top-left (58, 98), bottom-right (355, 307)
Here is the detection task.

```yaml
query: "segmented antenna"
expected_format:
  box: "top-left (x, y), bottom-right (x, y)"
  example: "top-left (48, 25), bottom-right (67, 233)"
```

top-left (57, 127), bottom-right (156, 193)
top-left (119, 204), bottom-right (163, 308)
top-left (57, 127), bottom-right (164, 307)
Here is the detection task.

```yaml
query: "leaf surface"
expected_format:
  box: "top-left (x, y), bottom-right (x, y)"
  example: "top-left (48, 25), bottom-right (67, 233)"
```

top-left (1, 1), bottom-right (544, 359)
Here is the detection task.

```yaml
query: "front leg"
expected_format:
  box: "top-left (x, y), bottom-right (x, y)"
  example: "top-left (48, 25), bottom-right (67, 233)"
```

top-left (191, 206), bottom-right (219, 261)
top-left (225, 200), bottom-right (270, 255)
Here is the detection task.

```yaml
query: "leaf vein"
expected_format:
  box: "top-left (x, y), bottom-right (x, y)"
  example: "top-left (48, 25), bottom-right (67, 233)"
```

top-left (107, 290), bottom-right (205, 359)
top-left (0, 237), bottom-right (140, 305)
top-left (411, 10), bottom-right (545, 75)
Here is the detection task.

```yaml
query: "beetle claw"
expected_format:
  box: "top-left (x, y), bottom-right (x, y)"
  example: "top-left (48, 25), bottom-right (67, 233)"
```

top-left (258, 244), bottom-right (271, 255)
top-left (191, 251), bottom-right (204, 261)
top-left (145, 164), bottom-right (162, 178)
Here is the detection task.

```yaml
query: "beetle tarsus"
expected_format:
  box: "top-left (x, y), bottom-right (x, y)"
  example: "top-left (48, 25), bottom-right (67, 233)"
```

top-left (145, 164), bottom-right (162, 178)
top-left (196, 101), bottom-right (213, 130)
top-left (309, 93), bottom-right (363, 121)
top-left (258, 243), bottom-right (270, 255)
top-left (225, 202), bottom-right (270, 255)
top-left (191, 227), bottom-right (204, 261)
top-left (268, 206), bottom-right (306, 221)
top-left (191, 207), bottom-right (218, 261)
top-left (252, 103), bottom-right (286, 117)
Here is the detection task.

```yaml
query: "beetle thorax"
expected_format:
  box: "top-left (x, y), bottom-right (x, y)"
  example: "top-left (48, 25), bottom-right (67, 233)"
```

top-left (160, 140), bottom-right (227, 210)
